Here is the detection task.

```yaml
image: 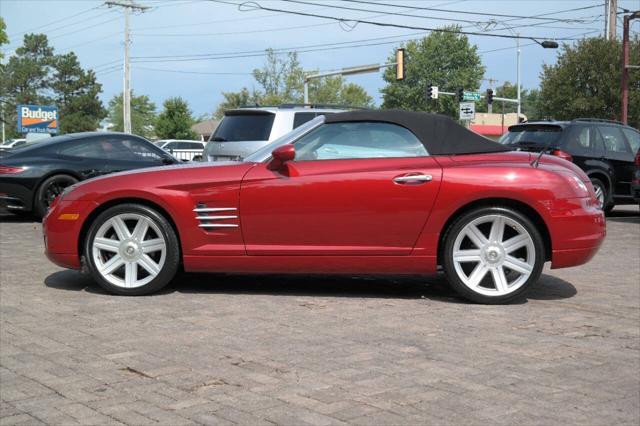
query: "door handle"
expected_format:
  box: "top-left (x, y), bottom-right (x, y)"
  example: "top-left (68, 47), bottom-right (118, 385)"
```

top-left (393, 174), bottom-right (433, 184)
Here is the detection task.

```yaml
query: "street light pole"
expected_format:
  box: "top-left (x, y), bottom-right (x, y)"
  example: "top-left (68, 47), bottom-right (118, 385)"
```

top-left (516, 35), bottom-right (521, 119)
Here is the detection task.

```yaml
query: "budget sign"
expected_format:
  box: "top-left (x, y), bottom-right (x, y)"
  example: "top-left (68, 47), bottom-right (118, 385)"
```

top-left (17, 105), bottom-right (59, 134)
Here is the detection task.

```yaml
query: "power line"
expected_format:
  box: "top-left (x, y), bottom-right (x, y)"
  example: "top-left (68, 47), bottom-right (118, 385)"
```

top-left (337, 0), bottom-right (604, 23)
top-left (207, 0), bottom-right (585, 42)
top-left (7, 6), bottom-right (100, 37)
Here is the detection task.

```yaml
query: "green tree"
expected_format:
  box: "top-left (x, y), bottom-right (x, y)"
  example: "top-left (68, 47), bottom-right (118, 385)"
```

top-left (108, 92), bottom-right (157, 138)
top-left (51, 52), bottom-right (106, 133)
top-left (0, 34), bottom-right (54, 138)
top-left (538, 36), bottom-right (640, 128)
top-left (215, 49), bottom-right (373, 117)
top-left (0, 33), bottom-right (107, 137)
top-left (381, 26), bottom-right (485, 118)
top-left (0, 18), bottom-right (8, 59)
top-left (155, 97), bottom-right (197, 139)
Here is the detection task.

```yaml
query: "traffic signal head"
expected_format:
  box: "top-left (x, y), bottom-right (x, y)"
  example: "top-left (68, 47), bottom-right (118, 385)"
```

top-left (457, 87), bottom-right (464, 102)
top-left (426, 83), bottom-right (433, 101)
top-left (486, 88), bottom-right (494, 104)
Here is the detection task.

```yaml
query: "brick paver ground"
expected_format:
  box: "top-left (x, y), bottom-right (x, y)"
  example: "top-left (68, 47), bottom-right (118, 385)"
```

top-left (1, 207), bottom-right (639, 425)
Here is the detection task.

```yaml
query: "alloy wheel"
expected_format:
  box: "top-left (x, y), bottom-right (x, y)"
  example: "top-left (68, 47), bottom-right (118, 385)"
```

top-left (593, 184), bottom-right (605, 209)
top-left (91, 213), bottom-right (167, 288)
top-left (451, 214), bottom-right (536, 297)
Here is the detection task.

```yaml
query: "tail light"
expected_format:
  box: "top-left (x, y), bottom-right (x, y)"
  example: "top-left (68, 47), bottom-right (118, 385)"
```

top-left (0, 165), bottom-right (25, 174)
top-left (635, 151), bottom-right (640, 166)
top-left (551, 149), bottom-right (573, 162)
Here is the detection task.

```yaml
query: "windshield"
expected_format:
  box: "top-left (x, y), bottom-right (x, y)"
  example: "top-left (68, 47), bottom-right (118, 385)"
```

top-left (499, 125), bottom-right (563, 147)
top-left (210, 112), bottom-right (275, 142)
top-left (244, 115), bottom-right (325, 162)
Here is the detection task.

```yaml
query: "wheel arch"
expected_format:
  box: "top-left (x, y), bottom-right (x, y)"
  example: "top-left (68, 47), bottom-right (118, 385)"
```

top-left (437, 197), bottom-right (552, 265)
top-left (77, 197), bottom-right (183, 267)
top-left (585, 170), bottom-right (613, 201)
top-left (31, 170), bottom-right (83, 210)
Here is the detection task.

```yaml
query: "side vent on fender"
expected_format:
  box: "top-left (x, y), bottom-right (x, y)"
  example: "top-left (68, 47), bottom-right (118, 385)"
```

top-left (193, 203), bottom-right (239, 229)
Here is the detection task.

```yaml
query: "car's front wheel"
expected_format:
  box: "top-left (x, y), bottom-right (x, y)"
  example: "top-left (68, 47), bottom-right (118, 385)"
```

top-left (34, 174), bottom-right (78, 219)
top-left (84, 204), bottom-right (180, 295)
top-left (442, 207), bottom-right (545, 304)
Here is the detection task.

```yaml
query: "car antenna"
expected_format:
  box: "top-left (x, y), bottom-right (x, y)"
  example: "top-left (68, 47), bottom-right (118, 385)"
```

top-left (530, 138), bottom-right (552, 168)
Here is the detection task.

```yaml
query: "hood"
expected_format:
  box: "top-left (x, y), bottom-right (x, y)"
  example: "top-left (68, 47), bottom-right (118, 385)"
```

top-left (63, 161), bottom-right (254, 201)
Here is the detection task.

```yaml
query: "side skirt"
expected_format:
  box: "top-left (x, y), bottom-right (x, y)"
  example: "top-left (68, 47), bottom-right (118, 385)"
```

top-left (183, 255), bottom-right (437, 275)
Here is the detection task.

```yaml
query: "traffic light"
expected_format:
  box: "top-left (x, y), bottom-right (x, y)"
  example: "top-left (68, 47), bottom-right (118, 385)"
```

top-left (426, 83), bottom-right (434, 101)
top-left (486, 88), bottom-right (494, 104)
top-left (457, 87), bottom-right (464, 102)
top-left (395, 48), bottom-right (405, 81)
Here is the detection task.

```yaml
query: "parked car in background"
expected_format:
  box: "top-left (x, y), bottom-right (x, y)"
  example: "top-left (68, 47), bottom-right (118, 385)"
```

top-left (204, 104), bottom-right (349, 162)
top-left (0, 139), bottom-right (27, 152)
top-left (155, 139), bottom-right (205, 161)
top-left (44, 111), bottom-right (604, 304)
top-left (0, 132), bottom-right (178, 218)
top-left (499, 118), bottom-right (640, 212)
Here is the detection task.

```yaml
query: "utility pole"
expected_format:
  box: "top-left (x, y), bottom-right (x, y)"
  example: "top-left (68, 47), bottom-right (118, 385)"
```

top-left (516, 35), bottom-right (521, 119)
top-left (105, 0), bottom-right (148, 134)
top-left (604, 0), bottom-right (609, 38)
top-left (608, 0), bottom-right (618, 40)
top-left (621, 11), bottom-right (640, 124)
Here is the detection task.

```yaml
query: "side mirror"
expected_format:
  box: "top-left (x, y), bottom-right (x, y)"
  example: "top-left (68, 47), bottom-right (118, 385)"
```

top-left (268, 144), bottom-right (295, 170)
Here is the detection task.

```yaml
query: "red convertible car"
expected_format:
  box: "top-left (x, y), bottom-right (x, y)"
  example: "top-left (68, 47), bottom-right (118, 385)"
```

top-left (43, 110), bottom-right (605, 304)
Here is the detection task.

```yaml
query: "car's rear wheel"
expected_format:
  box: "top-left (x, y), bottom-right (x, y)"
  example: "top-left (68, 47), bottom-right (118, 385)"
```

top-left (84, 204), bottom-right (180, 295)
top-left (34, 174), bottom-right (78, 219)
top-left (442, 207), bottom-right (545, 304)
top-left (590, 177), bottom-right (612, 212)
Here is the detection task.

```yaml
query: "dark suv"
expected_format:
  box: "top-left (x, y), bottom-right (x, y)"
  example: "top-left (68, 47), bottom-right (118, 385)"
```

top-left (499, 118), bottom-right (640, 212)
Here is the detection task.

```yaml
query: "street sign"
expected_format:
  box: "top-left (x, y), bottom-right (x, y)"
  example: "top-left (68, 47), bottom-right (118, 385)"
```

top-left (463, 91), bottom-right (481, 101)
top-left (459, 102), bottom-right (475, 120)
top-left (17, 105), bottom-right (59, 134)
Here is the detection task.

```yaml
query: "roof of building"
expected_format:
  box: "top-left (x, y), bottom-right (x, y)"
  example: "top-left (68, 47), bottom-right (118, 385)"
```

top-left (191, 119), bottom-right (219, 135)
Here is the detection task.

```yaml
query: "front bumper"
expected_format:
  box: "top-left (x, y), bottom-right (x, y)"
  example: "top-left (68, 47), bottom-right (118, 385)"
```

top-left (43, 198), bottom-right (99, 270)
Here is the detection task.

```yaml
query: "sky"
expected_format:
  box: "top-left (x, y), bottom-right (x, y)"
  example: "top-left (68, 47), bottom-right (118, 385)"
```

top-left (1, 0), bottom-right (639, 117)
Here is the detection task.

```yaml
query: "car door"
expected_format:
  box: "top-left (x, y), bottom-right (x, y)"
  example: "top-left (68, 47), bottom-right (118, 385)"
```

top-left (57, 138), bottom-right (115, 179)
top-left (597, 125), bottom-right (635, 197)
top-left (563, 125), bottom-right (608, 173)
top-left (240, 121), bottom-right (443, 256)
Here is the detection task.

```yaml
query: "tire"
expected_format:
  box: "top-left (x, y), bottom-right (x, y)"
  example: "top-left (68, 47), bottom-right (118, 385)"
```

top-left (34, 174), bottom-right (78, 219)
top-left (84, 203), bottom-right (180, 295)
top-left (590, 178), bottom-right (610, 212)
top-left (442, 206), bottom-right (545, 304)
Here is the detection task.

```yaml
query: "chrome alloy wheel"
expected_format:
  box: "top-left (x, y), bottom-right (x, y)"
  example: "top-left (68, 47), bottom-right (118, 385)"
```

top-left (91, 213), bottom-right (167, 288)
top-left (594, 184), bottom-right (605, 209)
top-left (452, 214), bottom-right (536, 297)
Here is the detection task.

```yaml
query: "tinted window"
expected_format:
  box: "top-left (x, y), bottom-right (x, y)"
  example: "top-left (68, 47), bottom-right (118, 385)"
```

top-left (187, 142), bottom-right (203, 149)
top-left (294, 122), bottom-right (428, 161)
top-left (499, 125), bottom-right (563, 148)
top-left (164, 142), bottom-right (178, 150)
top-left (564, 126), bottom-right (603, 153)
top-left (110, 138), bottom-right (164, 161)
top-left (621, 128), bottom-right (640, 153)
top-left (61, 137), bottom-right (163, 162)
top-left (293, 112), bottom-right (333, 129)
top-left (599, 126), bottom-right (630, 153)
top-left (211, 113), bottom-right (275, 142)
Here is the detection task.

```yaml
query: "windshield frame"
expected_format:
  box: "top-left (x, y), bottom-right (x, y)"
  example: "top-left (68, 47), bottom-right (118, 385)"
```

top-left (243, 115), bottom-right (326, 163)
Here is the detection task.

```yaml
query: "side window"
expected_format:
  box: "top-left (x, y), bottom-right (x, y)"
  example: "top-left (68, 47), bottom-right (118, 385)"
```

top-left (293, 112), bottom-right (335, 129)
top-left (188, 142), bottom-right (203, 149)
top-left (164, 142), bottom-right (178, 150)
top-left (565, 126), bottom-right (592, 152)
top-left (294, 122), bottom-right (428, 161)
top-left (60, 140), bottom-right (106, 158)
top-left (599, 126), bottom-right (630, 153)
top-left (108, 138), bottom-right (164, 162)
top-left (621, 128), bottom-right (640, 153)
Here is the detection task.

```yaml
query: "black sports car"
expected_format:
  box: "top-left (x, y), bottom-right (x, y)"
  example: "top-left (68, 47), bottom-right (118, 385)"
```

top-left (0, 132), bottom-right (178, 218)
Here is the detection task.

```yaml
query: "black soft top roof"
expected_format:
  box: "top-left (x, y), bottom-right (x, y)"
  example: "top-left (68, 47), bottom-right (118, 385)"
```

top-left (324, 109), bottom-right (510, 155)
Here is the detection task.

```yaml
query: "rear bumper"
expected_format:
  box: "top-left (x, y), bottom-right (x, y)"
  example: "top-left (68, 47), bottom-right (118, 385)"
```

top-left (43, 199), bottom-right (98, 270)
top-left (0, 180), bottom-right (33, 211)
top-left (548, 197), bottom-right (605, 269)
